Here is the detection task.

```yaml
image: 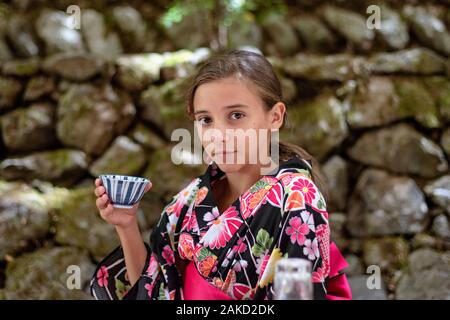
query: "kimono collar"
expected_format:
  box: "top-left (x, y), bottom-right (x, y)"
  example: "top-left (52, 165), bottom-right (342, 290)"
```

top-left (193, 154), bottom-right (315, 223)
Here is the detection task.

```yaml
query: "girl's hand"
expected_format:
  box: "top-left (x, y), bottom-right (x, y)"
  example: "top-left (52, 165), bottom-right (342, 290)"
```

top-left (94, 178), bottom-right (152, 229)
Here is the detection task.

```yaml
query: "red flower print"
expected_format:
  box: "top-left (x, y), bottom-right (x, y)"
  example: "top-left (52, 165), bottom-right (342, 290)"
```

top-left (256, 254), bottom-right (270, 276)
top-left (226, 237), bottom-right (247, 262)
top-left (198, 256), bottom-right (217, 277)
top-left (285, 190), bottom-right (305, 211)
top-left (262, 176), bottom-right (278, 184)
top-left (280, 173), bottom-right (293, 186)
top-left (144, 283), bottom-right (155, 297)
top-left (232, 237), bottom-right (247, 254)
top-left (223, 269), bottom-right (236, 293)
top-left (96, 266), bottom-right (109, 287)
top-left (232, 283), bottom-right (254, 299)
top-left (201, 206), bottom-right (243, 249)
top-left (146, 255), bottom-right (158, 277)
top-left (248, 189), bottom-right (266, 211)
top-left (240, 191), bottom-right (262, 220)
top-left (178, 232), bottom-right (195, 260)
top-left (166, 178), bottom-right (200, 217)
top-left (195, 186), bottom-right (208, 205)
top-left (240, 195), bottom-right (250, 219)
top-left (285, 216), bottom-right (310, 246)
top-left (166, 194), bottom-right (186, 217)
top-left (162, 245), bottom-right (175, 265)
top-left (181, 207), bottom-right (199, 232)
top-left (265, 182), bottom-right (283, 208)
top-left (312, 266), bottom-right (326, 283)
top-left (292, 177), bottom-right (317, 204)
top-left (212, 277), bottom-right (224, 288)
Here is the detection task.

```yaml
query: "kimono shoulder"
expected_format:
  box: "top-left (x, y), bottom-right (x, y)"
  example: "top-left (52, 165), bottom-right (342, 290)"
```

top-left (277, 163), bottom-right (328, 218)
top-left (162, 176), bottom-right (203, 216)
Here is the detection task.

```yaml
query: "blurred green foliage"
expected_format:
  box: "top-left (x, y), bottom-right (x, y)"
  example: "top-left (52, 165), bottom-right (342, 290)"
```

top-left (159, 0), bottom-right (287, 48)
top-left (160, 0), bottom-right (286, 28)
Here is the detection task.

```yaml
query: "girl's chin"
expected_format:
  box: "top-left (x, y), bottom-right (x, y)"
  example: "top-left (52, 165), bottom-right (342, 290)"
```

top-left (214, 162), bottom-right (246, 173)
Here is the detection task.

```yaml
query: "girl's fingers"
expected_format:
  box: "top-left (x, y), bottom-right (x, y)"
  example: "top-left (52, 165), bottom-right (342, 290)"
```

top-left (95, 186), bottom-right (105, 197)
top-left (95, 178), bottom-right (101, 187)
top-left (145, 181), bottom-right (152, 192)
top-left (96, 194), bottom-right (109, 209)
top-left (104, 204), bottom-right (113, 215)
top-left (96, 197), bottom-right (106, 210)
top-left (101, 193), bottom-right (109, 203)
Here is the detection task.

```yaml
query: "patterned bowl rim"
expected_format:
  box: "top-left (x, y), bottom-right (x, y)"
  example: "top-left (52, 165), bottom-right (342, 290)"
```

top-left (99, 174), bottom-right (150, 183)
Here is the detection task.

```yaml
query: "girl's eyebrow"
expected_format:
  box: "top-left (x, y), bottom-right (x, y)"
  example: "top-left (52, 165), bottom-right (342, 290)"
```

top-left (193, 104), bottom-right (250, 116)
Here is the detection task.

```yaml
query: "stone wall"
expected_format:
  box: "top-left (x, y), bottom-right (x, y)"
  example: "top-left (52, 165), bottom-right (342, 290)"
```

top-left (0, 0), bottom-right (450, 299)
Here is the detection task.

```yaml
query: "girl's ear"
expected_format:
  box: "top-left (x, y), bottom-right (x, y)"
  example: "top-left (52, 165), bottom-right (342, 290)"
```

top-left (269, 102), bottom-right (286, 130)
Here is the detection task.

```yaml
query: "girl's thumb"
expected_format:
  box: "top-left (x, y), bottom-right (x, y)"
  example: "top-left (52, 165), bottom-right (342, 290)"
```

top-left (145, 181), bottom-right (152, 193)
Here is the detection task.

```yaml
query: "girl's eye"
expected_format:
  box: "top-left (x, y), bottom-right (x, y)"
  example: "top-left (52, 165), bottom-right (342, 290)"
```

top-left (230, 112), bottom-right (245, 120)
top-left (197, 117), bottom-right (212, 125)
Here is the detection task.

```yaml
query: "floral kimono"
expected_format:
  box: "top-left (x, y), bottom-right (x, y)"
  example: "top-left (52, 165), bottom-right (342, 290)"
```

top-left (90, 155), bottom-right (349, 300)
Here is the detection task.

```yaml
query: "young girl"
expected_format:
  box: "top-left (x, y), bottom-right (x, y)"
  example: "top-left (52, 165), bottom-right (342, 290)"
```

top-left (91, 50), bottom-right (351, 300)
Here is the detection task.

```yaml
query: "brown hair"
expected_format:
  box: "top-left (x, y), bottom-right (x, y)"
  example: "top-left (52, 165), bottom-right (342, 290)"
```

top-left (184, 49), bottom-right (329, 203)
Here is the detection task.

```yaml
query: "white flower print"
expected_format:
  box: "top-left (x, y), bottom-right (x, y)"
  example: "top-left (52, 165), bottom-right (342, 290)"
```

top-left (303, 238), bottom-right (319, 261)
top-left (300, 210), bottom-right (315, 232)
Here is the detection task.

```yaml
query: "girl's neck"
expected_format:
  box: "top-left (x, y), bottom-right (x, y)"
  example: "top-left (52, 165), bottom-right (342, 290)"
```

top-left (212, 158), bottom-right (278, 213)
top-left (213, 164), bottom-right (262, 212)
top-left (225, 165), bottom-right (262, 197)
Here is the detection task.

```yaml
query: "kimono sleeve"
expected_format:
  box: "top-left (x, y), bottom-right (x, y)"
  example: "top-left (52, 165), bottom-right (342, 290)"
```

top-left (90, 191), bottom-right (186, 300)
top-left (266, 173), bottom-right (331, 300)
top-left (90, 242), bottom-right (152, 300)
top-left (326, 242), bottom-right (352, 300)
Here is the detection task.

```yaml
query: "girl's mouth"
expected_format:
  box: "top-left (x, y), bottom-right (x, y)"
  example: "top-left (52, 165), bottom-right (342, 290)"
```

top-left (213, 151), bottom-right (237, 156)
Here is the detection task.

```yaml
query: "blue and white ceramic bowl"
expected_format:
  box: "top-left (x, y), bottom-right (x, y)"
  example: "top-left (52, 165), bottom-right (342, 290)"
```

top-left (99, 174), bottom-right (150, 209)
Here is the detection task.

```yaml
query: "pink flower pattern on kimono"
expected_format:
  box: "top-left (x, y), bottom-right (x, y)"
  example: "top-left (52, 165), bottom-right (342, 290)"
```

top-left (146, 254), bottom-right (158, 277)
top-left (201, 206), bottom-right (243, 249)
top-left (264, 182), bottom-right (284, 208)
top-left (291, 177), bottom-right (317, 204)
top-left (256, 253), bottom-right (270, 276)
top-left (233, 283), bottom-right (254, 300)
top-left (96, 266), bottom-right (109, 287)
top-left (181, 206), bottom-right (199, 233)
top-left (178, 232), bottom-right (195, 260)
top-left (165, 178), bottom-right (200, 217)
top-left (162, 245), bottom-right (175, 265)
top-left (312, 266), bottom-right (327, 283)
top-left (231, 237), bottom-right (247, 254)
top-left (144, 283), bottom-right (155, 297)
top-left (232, 259), bottom-right (248, 272)
top-left (285, 216), bottom-right (310, 246)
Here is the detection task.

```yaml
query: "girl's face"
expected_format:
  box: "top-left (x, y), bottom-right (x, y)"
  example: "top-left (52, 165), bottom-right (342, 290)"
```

top-left (193, 76), bottom-right (285, 173)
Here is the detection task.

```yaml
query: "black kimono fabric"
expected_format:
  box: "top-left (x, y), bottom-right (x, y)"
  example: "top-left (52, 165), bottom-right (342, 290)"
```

top-left (90, 155), bottom-right (332, 300)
